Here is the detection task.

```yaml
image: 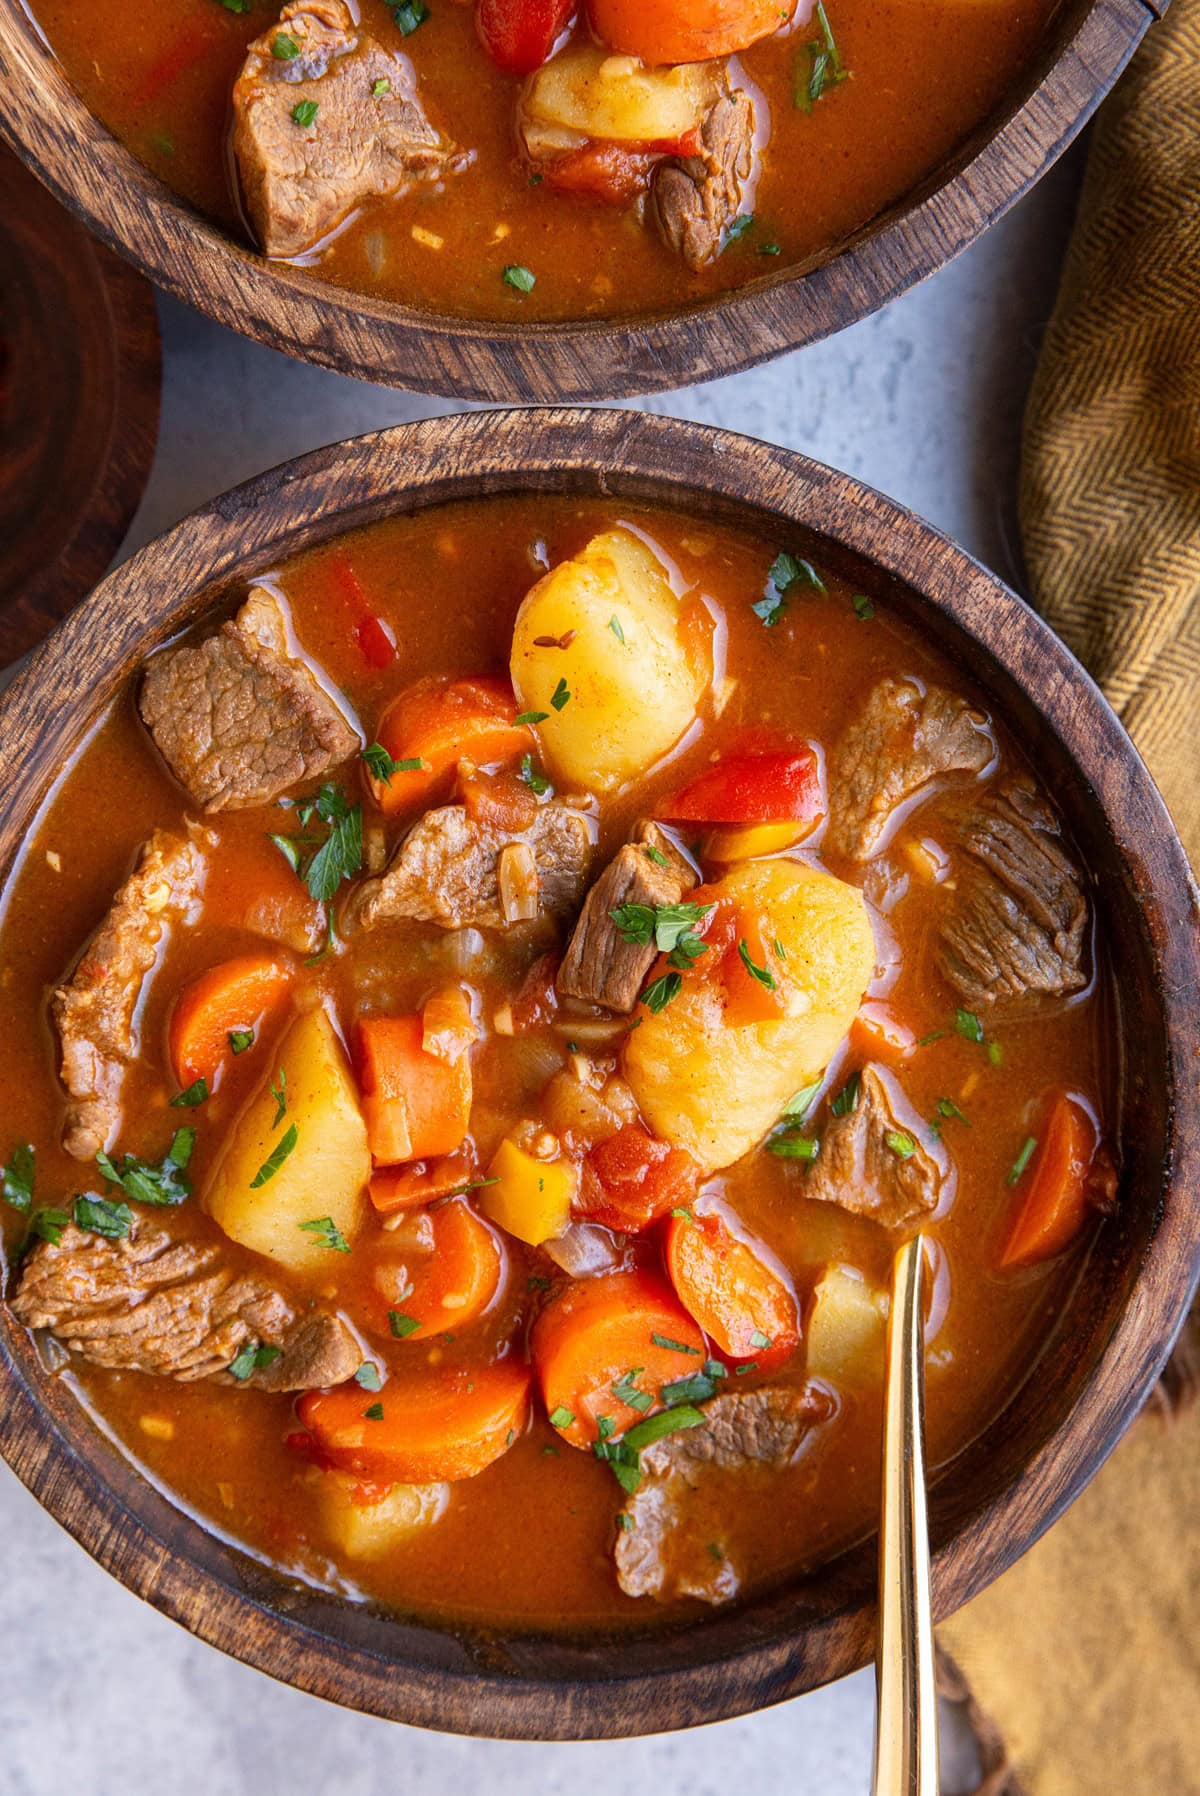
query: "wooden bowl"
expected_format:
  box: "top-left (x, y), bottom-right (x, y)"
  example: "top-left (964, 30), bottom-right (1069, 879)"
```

top-left (1, 410), bottom-right (1196, 1737)
top-left (0, 0), bottom-right (1154, 402)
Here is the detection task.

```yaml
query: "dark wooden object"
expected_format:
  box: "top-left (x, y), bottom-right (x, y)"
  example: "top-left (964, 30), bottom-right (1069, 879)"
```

top-left (0, 411), bottom-right (1196, 1737)
top-left (0, 0), bottom-right (1156, 401)
top-left (0, 147), bottom-right (160, 665)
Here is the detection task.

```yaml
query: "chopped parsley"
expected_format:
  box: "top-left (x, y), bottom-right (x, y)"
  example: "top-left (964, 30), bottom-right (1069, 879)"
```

top-left (1, 1142), bottom-right (35, 1213)
top-left (758, 241), bottom-right (781, 257)
top-left (617, 1512), bottom-right (633, 1531)
top-left (271, 31), bottom-right (300, 58)
top-left (250, 1124), bottom-right (298, 1189)
top-left (548, 1405), bottom-right (575, 1429)
top-left (228, 1028), bottom-right (254, 1056)
top-left (97, 1129), bottom-right (194, 1207)
top-left (514, 710), bottom-right (549, 726)
top-left (363, 1402), bottom-right (385, 1422)
top-left (502, 264), bottom-right (536, 294)
top-left (270, 1067), bottom-right (288, 1129)
top-left (592, 1404), bottom-right (707, 1495)
top-left (766, 1132), bottom-right (820, 1161)
top-left (830, 1070), bottom-right (861, 1117)
top-left (549, 677), bottom-right (571, 711)
top-left (737, 938), bottom-right (776, 990)
top-left (852, 593), bottom-right (875, 621)
top-left (917, 1030), bottom-right (946, 1047)
top-left (640, 972), bottom-right (682, 1014)
top-left (935, 1096), bottom-right (970, 1126)
top-left (795, 0), bottom-right (850, 111)
top-left (661, 1360), bottom-right (727, 1406)
top-left (643, 844), bottom-right (669, 868)
top-left (722, 212), bottom-right (755, 250)
top-left (73, 1194), bottom-right (132, 1240)
top-left (955, 1008), bottom-right (985, 1043)
top-left (388, 1309), bottom-right (421, 1338)
top-left (609, 900), bottom-right (714, 954)
top-left (372, 76), bottom-right (391, 97)
top-left (229, 1341), bottom-right (282, 1381)
top-left (988, 1040), bottom-right (1005, 1067)
top-left (609, 615), bottom-right (626, 644)
top-left (270, 783), bottom-right (362, 906)
top-left (217, 0), bottom-right (252, 12)
top-left (670, 1205), bottom-right (694, 1223)
top-left (391, 0), bottom-right (428, 32)
top-left (296, 1210), bottom-right (349, 1251)
top-left (651, 1333), bottom-right (700, 1356)
top-left (1007, 1136), bottom-right (1038, 1186)
top-left (362, 743), bottom-right (422, 783)
top-left (170, 1078), bottom-right (208, 1109)
top-left (749, 1329), bottom-right (772, 1350)
top-left (291, 100), bottom-right (319, 128)
top-left (355, 1362), bottom-right (383, 1391)
top-left (886, 1130), bottom-right (916, 1159)
top-left (782, 1081), bottom-right (822, 1121)
top-left (612, 1368), bottom-right (653, 1414)
top-left (520, 753), bottom-right (550, 796)
top-left (24, 1208), bottom-right (70, 1249)
top-left (624, 1405), bottom-right (706, 1452)
top-left (527, 1274), bottom-right (551, 1293)
top-left (753, 550), bottom-right (827, 625)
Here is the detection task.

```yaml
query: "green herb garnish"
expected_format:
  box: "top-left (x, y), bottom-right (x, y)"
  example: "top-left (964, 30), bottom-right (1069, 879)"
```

top-left (651, 1333), bottom-right (700, 1356)
top-left (549, 677), bottom-right (571, 711)
top-left (270, 1067), bottom-right (287, 1129)
top-left (520, 753), bottom-right (550, 795)
top-left (640, 972), bottom-right (682, 1014)
top-left (170, 1078), bottom-right (208, 1109)
top-left (852, 593), bottom-right (875, 621)
top-left (1007, 1136), bottom-right (1038, 1186)
top-left (362, 743), bottom-right (422, 783)
top-left (364, 1402), bottom-right (385, 1421)
top-left (355, 1362), bottom-right (383, 1391)
top-left (795, 0), bottom-right (850, 111)
top-left (609, 616), bottom-right (626, 644)
top-left (737, 938), bottom-right (776, 990)
top-left (548, 1405), bottom-right (575, 1429)
top-left (955, 1009), bottom-right (985, 1043)
top-left (291, 100), bottom-right (318, 128)
top-left (271, 31), bottom-right (300, 57)
top-left (830, 1071), bottom-right (861, 1117)
top-left (1, 1142), bottom-right (35, 1213)
top-left (228, 1028), bottom-right (254, 1055)
top-left (97, 1129), bottom-right (194, 1208)
top-left (388, 1310), bottom-right (421, 1338)
top-left (250, 1125), bottom-right (298, 1189)
top-left (73, 1194), bottom-right (133, 1239)
top-left (391, 0), bottom-right (428, 32)
top-left (752, 550), bottom-right (827, 625)
top-left (229, 1341), bottom-right (282, 1381)
top-left (515, 710), bottom-right (549, 726)
top-left (502, 264), bottom-right (536, 294)
top-left (886, 1131), bottom-right (916, 1159)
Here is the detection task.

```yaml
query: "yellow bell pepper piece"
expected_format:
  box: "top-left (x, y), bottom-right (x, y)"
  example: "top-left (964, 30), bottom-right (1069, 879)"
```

top-left (703, 820), bottom-right (812, 862)
top-left (482, 1135), bottom-right (576, 1246)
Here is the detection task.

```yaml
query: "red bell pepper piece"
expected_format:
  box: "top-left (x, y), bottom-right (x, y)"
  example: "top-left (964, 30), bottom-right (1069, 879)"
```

top-left (328, 555), bottom-right (396, 671)
top-left (659, 747), bottom-right (823, 824)
top-left (477, 0), bottom-right (575, 74)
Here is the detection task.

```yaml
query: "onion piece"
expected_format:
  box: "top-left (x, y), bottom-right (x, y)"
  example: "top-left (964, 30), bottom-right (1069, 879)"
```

top-left (542, 1221), bottom-right (625, 1279)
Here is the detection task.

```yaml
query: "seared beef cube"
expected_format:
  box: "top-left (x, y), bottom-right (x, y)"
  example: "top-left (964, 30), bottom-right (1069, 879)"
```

top-left (51, 828), bottom-right (209, 1160)
top-left (139, 588), bottom-right (358, 812)
top-left (650, 91), bottom-right (756, 271)
top-left (353, 802), bottom-right (592, 932)
top-left (804, 1064), bottom-right (946, 1230)
top-left (828, 676), bottom-right (994, 860)
top-left (558, 821), bottom-right (698, 1013)
top-left (938, 782), bottom-right (1088, 1009)
top-left (12, 1222), bottom-right (362, 1389)
top-left (232, 0), bottom-right (460, 259)
top-left (614, 1386), bottom-right (833, 1603)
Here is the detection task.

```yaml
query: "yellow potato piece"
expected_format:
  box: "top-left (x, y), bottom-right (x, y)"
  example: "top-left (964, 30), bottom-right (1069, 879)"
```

top-left (523, 46), bottom-right (715, 145)
top-left (511, 528), bottom-right (708, 792)
top-left (205, 1005), bottom-right (369, 1273)
top-left (482, 1134), bottom-right (577, 1246)
top-left (623, 859), bottom-right (876, 1168)
top-left (806, 1265), bottom-right (889, 1388)
top-left (317, 1470), bottom-right (449, 1559)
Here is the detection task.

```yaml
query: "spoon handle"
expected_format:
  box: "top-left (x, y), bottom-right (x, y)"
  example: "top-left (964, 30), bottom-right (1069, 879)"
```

top-left (871, 1234), bottom-right (939, 1796)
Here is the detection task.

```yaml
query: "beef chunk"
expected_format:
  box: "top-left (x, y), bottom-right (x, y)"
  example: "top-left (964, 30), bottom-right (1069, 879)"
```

top-left (232, 0), bottom-right (460, 259)
top-left (937, 782), bottom-right (1088, 1009)
top-left (140, 588), bottom-right (358, 812)
top-left (828, 677), bottom-right (994, 860)
top-left (11, 1221), bottom-right (361, 1389)
top-left (650, 91), bottom-right (755, 271)
top-left (353, 803), bottom-right (592, 932)
top-left (805, 1064), bottom-right (946, 1230)
top-left (558, 820), bottom-right (698, 1013)
top-left (615, 1386), bottom-right (833, 1604)
top-left (51, 829), bottom-right (208, 1161)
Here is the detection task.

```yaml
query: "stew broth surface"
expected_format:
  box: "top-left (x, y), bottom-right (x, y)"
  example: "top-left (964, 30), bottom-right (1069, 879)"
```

top-left (0, 496), bottom-right (1111, 1631)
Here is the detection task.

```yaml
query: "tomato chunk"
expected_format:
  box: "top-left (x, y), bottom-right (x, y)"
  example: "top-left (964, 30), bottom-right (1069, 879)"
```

top-left (660, 748), bottom-right (823, 827)
top-left (477, 0), bottom-right (575, 73)
top-left (578, 1124), bottom-right (699, 1233)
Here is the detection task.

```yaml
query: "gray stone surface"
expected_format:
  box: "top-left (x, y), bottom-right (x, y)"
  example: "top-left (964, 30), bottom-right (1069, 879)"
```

top-left (0, 141), bottom-right (1084, 1795)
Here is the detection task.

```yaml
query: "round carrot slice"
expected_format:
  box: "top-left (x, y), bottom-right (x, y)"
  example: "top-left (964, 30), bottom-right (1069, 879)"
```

top-left (588, 0), bottom-right (794, 61)
top-left (367, 674), bottom-right (531, 816)
top-left (531, 1269), bottom-right (706, 1449)
top-left (167, 952), bottom-right (292, 1088)
top-left (371, 1199), bottom-right (505, 1338)
top-left (665, 1210), bottom-right (800, 1370)
top-left (297, 1360), bottom-right (531, 1483)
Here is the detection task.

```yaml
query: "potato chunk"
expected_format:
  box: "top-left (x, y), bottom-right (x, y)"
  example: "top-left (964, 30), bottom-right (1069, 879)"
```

top-left (316, 1470), bottom-right (449, 1559)
top-left (623, 859), bottom-right (875, 1168)
top-left (806, 1265), bottom-right (889, 1387)
top-left (205, 1005), bottom-right (369, 1273)
top-left (522, 46), bottom-right (716, 148)
top-left (511, 529), bottom-right (708, 792)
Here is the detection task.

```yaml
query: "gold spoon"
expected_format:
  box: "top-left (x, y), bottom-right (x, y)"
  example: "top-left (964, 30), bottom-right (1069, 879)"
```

top-left (871, 1234), bottom-right (939, 1796)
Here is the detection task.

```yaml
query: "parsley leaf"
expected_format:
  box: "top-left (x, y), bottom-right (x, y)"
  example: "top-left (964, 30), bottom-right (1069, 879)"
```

top-left (549, 677), bottom-right (571, 711)
top-left (1007, 1136), bottom-right (1038, 1186)
top-left (228, 1028), bottom-right (254, 1055)
top-left (520, 753), bottom-right (550, 795)
top-left (752, 550), bottom-right (827, 625)
top-left (609, 900), bottom-right (714, 953)
top-left (640, 972), bottom-right (682, 1014)
top-left (662, 1360), bottom-right (727, 1406)
top-left (355, 1362), bottom-right (383, 1391)
top-left (271, 31), bottom-right (300, 57)
top-left (766, 1131), bottom-right (820, 1160)
top-left (229, 1341), bottom-right (282, 1381)
top-left (97, 1130), bottom-right (194, 1207)
top-left (737, 938), bottom-right (777, 990)
top-left (291, 100), bottom-right (318, 127)
top-left (612, 1368), bottom-right (653, 1414)
top-left (251, 1125), bottom-right (299, 1189)
top-left (294, 1212), bottom-right (349, 1253)
top-left (794, 0), bottom-right (850, 111)
top-left (388, 1310), bottom-right (421, 1338)
top-left (955, 1008), bottom-right (985, 1043)
top-left (935, 1096), bottom-right (970, 1126)
top-left (170, 1078), bottom-right (208, 1109)
top-left (363, 1401), bottom-right (385, 1421)
top-left (651, 1334), bottom-right (700, 1356)
top-left (502, 263), bottom-right (536, 293)
top-left (270, 1067), bottom-right (287, 1129)
top-left (852, 593), bottom-right (875, 621)
top-left (886, 1130), bottom-right (916, 1159)
top-left (1, 1142), bottom-right (35, 1213)
top-left (609, 616), bottom-right (626, 644)
top-left (781, 1081), bottom-right (822, 1122)
top-left (623, 1405), bottom-right (706, 1452)
top-left (73, 1193), bottom-right (132, 1239)
top-left (831, 1070), bottom-right (861, 1117)
top-left (372, 76), bottom-right (391, 96)
top-left (548, 1404), bottom-right (575, 1429)
top-left (514, 710), bottom-right (549, 726)
top-left (362, 743), bottom-right (423, 783)
top-left (305, 803), bottom-right (362, 903)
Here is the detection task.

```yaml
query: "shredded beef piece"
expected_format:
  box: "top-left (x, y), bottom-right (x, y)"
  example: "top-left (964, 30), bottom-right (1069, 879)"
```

top-left (232, 0), bottom-right (462, 258)
top-left (11, 1221), bottom-right (361, 1389)
top-left (615, 1386), bottom-right (834, 1603)
top-left (937, 782), bottom-right (1088, 1009)
top-left (139, 588), bottom-right (358, 812)
top-left (804, 1064), bottom-right (947, 1230)
top-left (51, 829), bottom-right (208, 1161)
top-left (557, 819), bottom-right (698, 1013)
top-left (352, 802), bottom-right (592, 932)
top-left (650, 91), bottom-right (756, 271)
top-left (827, 677), bottom-right (994, 860)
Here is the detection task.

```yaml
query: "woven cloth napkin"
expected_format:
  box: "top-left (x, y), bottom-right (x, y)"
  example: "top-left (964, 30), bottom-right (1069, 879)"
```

top-left (938, 0), bottom-right (1200, 1787)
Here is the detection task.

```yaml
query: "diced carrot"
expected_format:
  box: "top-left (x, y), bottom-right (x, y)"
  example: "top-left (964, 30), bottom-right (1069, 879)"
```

top-left (459, 763), bottom-right (540, 834)
top-left (355, 1014), bottom-right (472, 1165)
top-left (850, 1003), bottom-right (916, 1063)
top-left (372, 1199), bottom-right (505, 1336)
top-left (298, 1362), bottom-right (531, 1483)
top-left (167, 953), bottom-right (293, 1088)
top-left (367, 674), bottom-right (531, 816)
top-left (577, 1125), bottom-right (698, 1233)
top-left (665, 1210), bottom-right (800, 1370)
top-left (531, 1269), bottom-right (706, 1449)
top-left (999, 1092), bottom-right (1106, 1270)
top-left (421, 986), bottom-right (479, 1063)
top-left (369, 1149), bottom-right (477, 1216)
top-left (588, 0), bottom-right (794, 59)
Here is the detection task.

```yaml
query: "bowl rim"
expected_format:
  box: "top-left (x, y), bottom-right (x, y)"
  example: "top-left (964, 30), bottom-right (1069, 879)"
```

top-left (0, 0), bottom-right (1154, 402)
top-left (0, 407), bottom-right (1197, 1738)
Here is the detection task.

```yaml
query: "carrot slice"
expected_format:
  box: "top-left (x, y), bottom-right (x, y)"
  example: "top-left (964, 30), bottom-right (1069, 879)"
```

top-left (531, 1269), bottom-right (705, 1449)
top-left (167, 952), bottom-right (292, 1088)
top-left (367, 674), bottom-right (531, 816)
top-left (578, 1125), bottom-right (698, 1233)
top-left (369, 1149), bottom-right (477, 1216)
top-left (999, 1092), bottom-right (1103, 1270)
top-left (297, 1362), bottom-right (531, 1483)
top-left (665, 1210), bottom-right (800, 1370)
top-left (355, 1014), bottom-right (472, 1165)
top-left (588, 0), bottom-right (794, 60)
top-left (372, 1199), bottom-right (505, 1337)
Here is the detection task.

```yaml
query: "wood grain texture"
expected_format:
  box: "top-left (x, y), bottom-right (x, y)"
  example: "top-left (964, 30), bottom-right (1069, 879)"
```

top-left (0, 0), bottom-right (1157, 401)
top-left (0, 146), bottom-right (160, 664)
top-left (0, 410), bottom-right (1197, 1738)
